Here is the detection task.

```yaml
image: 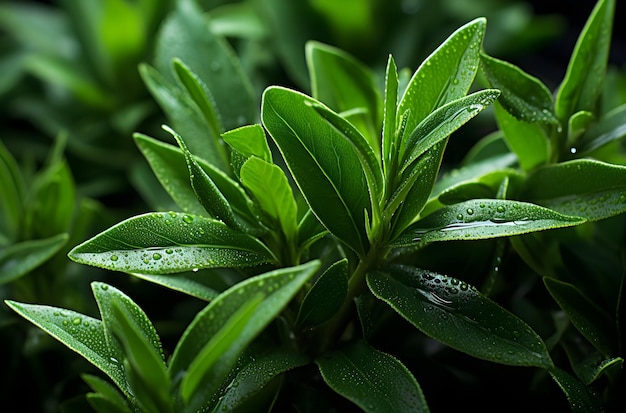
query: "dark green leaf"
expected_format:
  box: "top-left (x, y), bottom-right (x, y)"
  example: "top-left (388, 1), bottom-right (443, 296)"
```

top-left (154, 0), bottom-right (254, 131)
top-left (572, 354), bottom-right (623, 385)
top-left (544, 277), bottom-right (617, 355)
top-left (0, 233), bottom-right (68, 285)
top-left (296, 259), bottom-right (348, 328)
top-left (262, 86), bottom-right (370, 257)
top-left (367, 267), bottom-right (554, 368)
top-left (82, 374), bottom-right (132, 413)
top-left (68, 212), bottom-right (274, 274)
top-left (577, 103), bottom-right (626, 155)
top-left (213, 351), bottom-right (309, 412)
top-left (306, 41), bottom-right (382, 144)
top-left (480, 52), bottom-right (557, 124)
top-left (521, 159), bottom-right (626, 221)
top-left (316, 341), bottom-right (428, 413)
top-left (130, 273), bottom-right (219, 302)
top-left (168, 261), bottom-right (319, 411)
top-left (555, 0), bottom-right (615, 120)
top-left (4, 299), bottom-right (129, 397)
top-left (0, 140), bottom-right (24, 244)
top-left (549, 368), bottom-right (604, 413)
top-left (392, 199), bottom-right (584, 248)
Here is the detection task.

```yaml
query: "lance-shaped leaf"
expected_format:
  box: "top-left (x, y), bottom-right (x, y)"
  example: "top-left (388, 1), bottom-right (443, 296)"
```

top-left (134, 133), bottom-right (259, 226)
top-left (306, 41), bottom-right (382, 145)
top-left (213, 351), bottom-right (309, 412)
top-left (521, 159), bottom-right (626, 221)
top-left (555, 0), bottom-right (615, 120)
top-left (493, 102), bottom-right (550, 172)
top-left (83, 374), bottom-right (132, 413)
top-left (4, 299), bottom-right (129, 398)
top-left (382, 55), bottom-right (398, 173)
top-left (309, 101), bottom-right (384, 204)
top-left (296, 259), bottom-right (348, 328)
top-left (168, 261), bottom-right (319, 412)
top-left (240, 156), bottom-right (298, 242)
top-left (544, 277), bottom-right (617, 355)
top-left (480, 52), bottom-right (557, 124)
top-left (571, 354), bottom-right (623, 385)
top-left (262, 86), bottom-right (370, 257)
top-left (399, 89), bottom-right (500, 174)
top-left (577, 103), bottom-right (626, 155)
top-left (130, 273), bottom-right (219, 302)
top-left (154, 0), bottom-right (255, 131)
top-left (367, 266), bottom-right (554, 368)
top-left (0, 233), bottom-right (68, 285)
top-left (316, 341), bottom-right (428, 413)
top-left (222, 124), bottom-right (272, 163)
top-left (398, 17), bottom-right (485, 156)
top-left (68, 212), bottom-right (274, 274)
top-left (549, 368), bottom-right (604, 413)
top-left (0, 140), bottom-right (24, 244)
top-left (392, 199), bottom-right (584, 247)
top-left (93, 283), bottom-right (173, 413)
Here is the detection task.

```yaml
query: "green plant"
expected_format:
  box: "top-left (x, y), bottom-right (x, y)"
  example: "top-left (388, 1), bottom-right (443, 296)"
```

top-left (5, 0), bottom-right (625, 412)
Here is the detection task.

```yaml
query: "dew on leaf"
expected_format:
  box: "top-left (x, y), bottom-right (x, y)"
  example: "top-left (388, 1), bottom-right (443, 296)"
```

top-left (153, 253), bottom-right (162, 260)
top-left (110, 255), bottom-right (118, 262)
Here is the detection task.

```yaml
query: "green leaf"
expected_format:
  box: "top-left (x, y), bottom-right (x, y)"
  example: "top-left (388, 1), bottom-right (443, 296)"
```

top-left (240, 157), bottom-right (298, 242)
top-left (549, 368), bottom-right (604, 413)
top-left (180, 293), bottom-right (264, 403)
top-left (398, 17), bottom-right (485, 144)
top-left (392, 199), bottom-right (584, 248)
top-left (479, 52), bottom-right (557, 124)
top-left (367, 266), bottom-right (553, 368)
top-left (95, 284), bottom-right (172, 412)
top-left (494, 102), bottom-right (550, 171)
top-left (0, 233), bottom-right (68, 285)
top-left (262, 86), bottom-right (370, 257)
top-left (521, 159), bottom-right (626, 221)
top-left (306, 41), bottom-right (382, 145)
top-left (4, 299), bottom-right (129, 397)
top-left (68, 212), bottom-right (274, 274)
top-left (168, 261), bottom-right (319, 411)
top-left (399, 89), bottom-right (500, 174)
top-left (577, 103), bottom-right (626, 155)
top-left (544, 277), bottom-right (617, 355)
top-left (437, 169), bottom-right (523, 205)
top-left (316, 341), bottom-right (428, 413)
top-left (82, 374), bottom-right (132, 413)
top-left (0, 140), bottom-right (24, 244)
top-left (213, 351), bottom-right (309, 412)
top-left (296, 259), bottom-right (348, 328)
top-left (382, 55), bottom-right (398, 175)
top-left (221, 124), bottom-right (272, 163)
top-left (129, 273), bottom-right (219, 302)
top-left (555, 0), bottom-right (615, 120)
top-left (138, 63), bottom-right (228, 170)
top-left (571, 354), bottom-right (623, 385)
top-left (154, 0), bottom-right (254, 131)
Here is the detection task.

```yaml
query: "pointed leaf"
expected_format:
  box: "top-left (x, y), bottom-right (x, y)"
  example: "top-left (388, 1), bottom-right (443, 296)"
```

top-left (521, 159), bottom-right (626, 221)
top-left (544, 277), bottom-right (617, 355)
top-left (221, 124), bottom-right (272, 163)
top-left (316, 341), bottom-right (428, 413)
top-left (398, 17), bottom-right (485, 151)
top-left (240, 156), bottom-right (298, 242)
top-left (555, 0), bottom-right (615, 120)
top-left (577, 103), bottom-right (626, 155)
top-left (214, 351), bottom-right (309, 412)
top-left (168, 261), bottom-right (319, 411)
top-left (480, 52), bottom-right (557, 124)
top-left (382, 55), bottom-right (398, 173)
top-left (367, 266), bottom-right (553, 368)
top-left (392, 199), bottom-right (584, 247)
top-left (130, 273), bottom-right (219, 301)
top-left (262, 86), bottom-right (370, 257)
top-left (0, 140), bottom-right (24, 244)
top-left (4, 299), bottom-right (129, 397)
top-left (68, 212), bottom-right (274, 274)
top-left (549, 368), bottom-right (604, 413)
top-left (82, 374), bottom-right (132, 413)
top-left (296, 259), bottom-right (348, 328)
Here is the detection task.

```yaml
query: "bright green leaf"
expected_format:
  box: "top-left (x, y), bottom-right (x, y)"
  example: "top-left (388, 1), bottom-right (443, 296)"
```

top-left (316, 340), bottom-right (428, 413)
top-left (221, 124), bottom-right (272, 163)
top-left (262, 86), bottom-right (370, 257)
top-left (392, 199), bottom-right (584, 248)
top-left (368, 267), bottom-right (553, 368)
top-left (555, 0), bottom-right (615, 120)
top-left (68, 212), bottom-right (274, 274)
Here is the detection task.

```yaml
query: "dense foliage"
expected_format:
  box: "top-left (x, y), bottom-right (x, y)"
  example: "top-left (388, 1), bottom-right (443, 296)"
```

top-left (1, 0), bottom-right (625, 411)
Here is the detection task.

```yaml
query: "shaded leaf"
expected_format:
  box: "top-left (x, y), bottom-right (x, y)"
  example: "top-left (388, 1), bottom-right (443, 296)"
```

top-left (367, 266), bottom-right (554, 368)
top-left (577, 103), bottom-right (626, 155)
top-left (549, 368), bottom-right (603, 413)
top-left (0, 233), bottom-right (68, 285)
top-left (296, 259), bottom-right (348, 328)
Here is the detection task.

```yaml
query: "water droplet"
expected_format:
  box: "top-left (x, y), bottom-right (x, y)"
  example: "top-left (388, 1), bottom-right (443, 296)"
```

top-left (570, 147), bottom-right (577, 154)
top-left (456, 213), bottom-right (463, 220)
top-left (496, 206), bottom-right (505, 213)
top-left (153, 253), bottom-right (162, 260)
top-left (166, 249), bottom-right (174, 254)
top-left (72, 317), bottom-right (82, 326)
top-left (182, 215), bottom-right (193, 224)
top-left (101, 285), bottom-right (108, 290)
top-left (110, 255), bottom-right (118, 261)
top-left (466, 208), bottom-right (474, 215)
top-left (192, 268), bottom-right (199, 272)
